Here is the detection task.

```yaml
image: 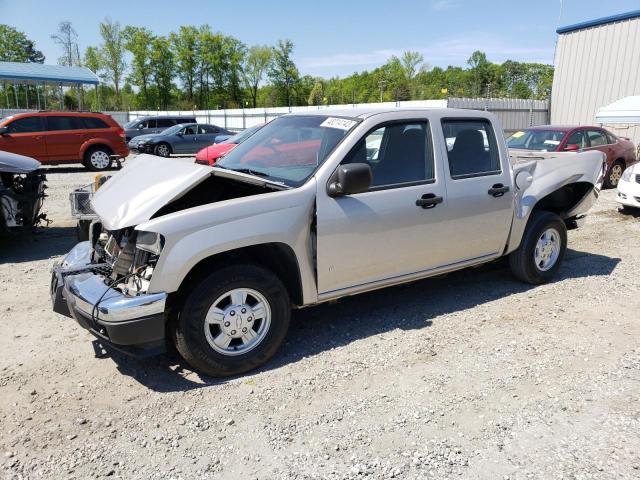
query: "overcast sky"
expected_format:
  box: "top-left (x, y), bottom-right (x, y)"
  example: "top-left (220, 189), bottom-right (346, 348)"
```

top-left (1, 0), bottom-right (639, 77)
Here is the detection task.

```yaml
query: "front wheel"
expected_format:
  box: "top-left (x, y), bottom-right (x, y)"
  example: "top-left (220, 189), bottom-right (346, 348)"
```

top-left (175, 264), bottom-right (291, 377)
top-left (509, 211), bottom-right (567, 284)
top-left (154, 143), bottom-right (172, 157)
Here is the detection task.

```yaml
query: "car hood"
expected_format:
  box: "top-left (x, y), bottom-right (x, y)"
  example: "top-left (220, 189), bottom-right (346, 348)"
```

top-left (0, 150), bottom-right (41, 173)
top-left (131, 133), bottom-right (161, 142)
top-left (92, 155), bottom-right (212, 230)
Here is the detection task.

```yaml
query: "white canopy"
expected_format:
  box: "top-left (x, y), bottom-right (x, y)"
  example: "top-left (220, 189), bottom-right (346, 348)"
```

top-left (596, 96), bottom-right (640, 124)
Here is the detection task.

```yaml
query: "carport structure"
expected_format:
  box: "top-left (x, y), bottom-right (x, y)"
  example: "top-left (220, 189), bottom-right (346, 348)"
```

top-left (0, 61), bottom-right (99, 110)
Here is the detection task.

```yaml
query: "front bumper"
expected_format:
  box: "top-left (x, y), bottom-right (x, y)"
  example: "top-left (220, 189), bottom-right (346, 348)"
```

top-left (50, 242), bottom-right (168, 356)
top-left (616, 178), bottom-right (640, 208)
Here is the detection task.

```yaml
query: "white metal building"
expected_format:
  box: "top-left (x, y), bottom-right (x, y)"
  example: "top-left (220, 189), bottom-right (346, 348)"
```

top-left (551, 10), bottom-right (640, 143)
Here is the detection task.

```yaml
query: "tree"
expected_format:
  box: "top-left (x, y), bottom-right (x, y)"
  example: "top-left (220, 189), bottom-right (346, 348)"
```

top-left (170, 26), bottom-right (199, 102)
top-left (149, 36), bottom-right (174, 109)
top-left (400, 51), bottom-right (424, 81)
top-left (0, 24), bottom-right (44, 63)
top-left (243, 45), bottom-right (272, 107)
top-left (307, 79), bottom-right (326, 106)
top-left (99, 18), bottom-right (126, 107)
top-left (51, 21), bottom-right (79, 67)
top-left (268, 39), bottom-right (299, 107)
top-left (123, 26), bottom-right (154, 106)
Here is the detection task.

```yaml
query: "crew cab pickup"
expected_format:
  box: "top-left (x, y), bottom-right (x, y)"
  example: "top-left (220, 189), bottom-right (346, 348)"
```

top-left (51, 109), bottom-right (604, 377)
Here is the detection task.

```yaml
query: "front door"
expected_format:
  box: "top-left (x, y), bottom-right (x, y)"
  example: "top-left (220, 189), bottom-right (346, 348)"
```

top-left (316, 120), bottom-right (451, 295)
top-left (0, 116), bottom-right (46, 159)
top-left (174, 125), bottom-right (199, 153)
top-left (440, 118), bottom-right (514, 261)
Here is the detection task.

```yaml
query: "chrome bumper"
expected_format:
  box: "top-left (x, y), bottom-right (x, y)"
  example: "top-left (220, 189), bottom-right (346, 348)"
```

top-left (50, 242), bottom-right (168, 355)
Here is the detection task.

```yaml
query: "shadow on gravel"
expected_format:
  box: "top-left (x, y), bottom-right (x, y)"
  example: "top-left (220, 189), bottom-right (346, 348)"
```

top-left (39, 165), bottom-right (121, 174)
top-left (618, 206), bottom-right (640, 219)
top-left (99, 248), bottom-right (620, 392)
top-left (0, 226), bottom-right (77, 263)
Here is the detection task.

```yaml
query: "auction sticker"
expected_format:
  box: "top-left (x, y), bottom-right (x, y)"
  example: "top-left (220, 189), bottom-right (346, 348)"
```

top-left (511, 131), bottom-right (525, 138)
top-left (320, 117), bottom-right (357, 130)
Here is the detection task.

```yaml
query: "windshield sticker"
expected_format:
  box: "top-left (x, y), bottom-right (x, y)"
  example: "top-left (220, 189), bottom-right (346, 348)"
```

top-left (320, 117), bottom-right (357, 130)
top-left (543, 140), bottom-right (560, 145)
top-left (511, 131), bottom-right (525, 138)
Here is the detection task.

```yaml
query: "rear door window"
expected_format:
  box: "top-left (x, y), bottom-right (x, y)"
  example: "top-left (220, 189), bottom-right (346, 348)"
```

top-left (156, 118), bottom-right (175, 128)
top-left (46, 116), bottom-right (85, 131)
top-left (587, 130), bottom-right (607, 147)
top-left (5, 116), bottom-right (43, 133)
top-left (82, 117), bottom-right (109, 129)
top-left (199, 125), bottom-right (219, 134)
top-left (442, 119), bottom-right (500, 179)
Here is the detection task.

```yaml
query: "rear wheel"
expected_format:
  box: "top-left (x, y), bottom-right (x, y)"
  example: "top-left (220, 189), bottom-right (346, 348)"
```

top-left (509, 211), bottom-right (567, 284)
top-left (604, 160), bottom-right (624, 188)
top-left (175, 264), bottom-right (291, 377)
top-left (84, 146), bottom-right (112, 171)
top-left (154, 143), bottom-right (172, 157)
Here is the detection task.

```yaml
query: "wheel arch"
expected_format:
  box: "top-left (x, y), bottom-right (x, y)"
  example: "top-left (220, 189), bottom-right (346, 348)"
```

top-left (80, 140), bottom-right (114, 159)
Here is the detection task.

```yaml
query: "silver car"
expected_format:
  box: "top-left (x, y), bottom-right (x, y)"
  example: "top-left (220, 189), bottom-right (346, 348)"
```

top-left (51, 108), bottom-right (604, 377)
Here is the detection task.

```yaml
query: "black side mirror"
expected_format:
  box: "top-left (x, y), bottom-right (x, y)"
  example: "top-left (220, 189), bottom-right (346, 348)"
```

top-left (327, 163), bottom-right (372, 197)
top-left (0, 126), bottom-right (8, 135)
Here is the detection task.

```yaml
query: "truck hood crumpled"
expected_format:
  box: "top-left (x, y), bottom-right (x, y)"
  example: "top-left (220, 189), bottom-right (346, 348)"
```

top-left (91, 155), bottom-right (212, 230)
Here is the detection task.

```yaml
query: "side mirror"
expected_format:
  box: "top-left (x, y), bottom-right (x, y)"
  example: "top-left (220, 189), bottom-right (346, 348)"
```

top-left (515, 170), bottom-right (533, 191)
top-left (564, 143), bottom-right (580, 152)
top-left (327, 163), bottom-right (372, 197)
top-left (0, 126), bottom-right (8, 135)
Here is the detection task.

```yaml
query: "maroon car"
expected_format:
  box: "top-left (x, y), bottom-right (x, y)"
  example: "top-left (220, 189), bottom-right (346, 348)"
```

top-left (507, 125), bottom-right (636, 188)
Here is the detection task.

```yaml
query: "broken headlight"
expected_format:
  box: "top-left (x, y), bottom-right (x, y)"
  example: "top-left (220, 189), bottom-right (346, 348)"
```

top-left (135, 231), bottom-right (164, 255)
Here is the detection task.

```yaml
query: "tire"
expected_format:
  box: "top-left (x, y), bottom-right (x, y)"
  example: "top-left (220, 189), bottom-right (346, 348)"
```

top-left (84, 146), bottom-right (112, 171)
top-left (604, 160), bottom-right (624, 189)
top-left (175, 264), bottom-right (291, 377)
top-left (154, 143), bottom-right (172, 157)
top-left (76, 220), bottom-right (91, 242)
top-left (509, 211), bottom-right (567, 285)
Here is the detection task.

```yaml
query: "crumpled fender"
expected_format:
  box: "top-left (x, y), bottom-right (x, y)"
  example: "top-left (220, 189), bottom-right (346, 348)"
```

top-left (506, 150), bottom-right (605, 254)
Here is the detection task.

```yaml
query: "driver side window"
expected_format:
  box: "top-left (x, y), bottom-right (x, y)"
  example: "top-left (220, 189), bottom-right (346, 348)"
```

top-left (565, 130), bottom-right (588, 149)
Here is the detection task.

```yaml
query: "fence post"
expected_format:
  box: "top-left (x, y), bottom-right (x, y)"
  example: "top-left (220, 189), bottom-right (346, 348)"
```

top-left (223, 108), bottom-right (227, 129)
top-left (529, 99), bottom-right (534, 127)
top-left (264, 108), bottom-right (267, 124)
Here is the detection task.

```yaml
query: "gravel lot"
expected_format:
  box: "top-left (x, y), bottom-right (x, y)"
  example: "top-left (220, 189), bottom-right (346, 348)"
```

top-left (1, 161), bottom-right (639, 480)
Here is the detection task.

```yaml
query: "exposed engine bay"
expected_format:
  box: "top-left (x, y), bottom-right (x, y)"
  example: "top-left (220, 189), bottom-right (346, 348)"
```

top-left (0, 151), bottom-right (47, 234)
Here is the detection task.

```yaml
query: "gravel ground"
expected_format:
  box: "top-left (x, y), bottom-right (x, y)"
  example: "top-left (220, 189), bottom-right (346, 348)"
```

top-left (1, 161), bottom-right (639, 480)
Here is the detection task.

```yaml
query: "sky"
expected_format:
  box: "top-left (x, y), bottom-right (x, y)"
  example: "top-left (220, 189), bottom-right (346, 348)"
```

top-left (1, 0), bottom-right (639, 78)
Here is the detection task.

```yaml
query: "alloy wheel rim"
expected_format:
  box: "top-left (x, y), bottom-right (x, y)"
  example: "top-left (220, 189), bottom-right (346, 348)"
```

top-left (610, 165), bottom-right (623, 185)
top-left (534, 227), bottom-right (561, 272)
top-left (157, 145), bottom-right (169, 157)
top-left (90, 151), bottom-right (110, 169)
top-left (204, 288), bottom-right (271, 356)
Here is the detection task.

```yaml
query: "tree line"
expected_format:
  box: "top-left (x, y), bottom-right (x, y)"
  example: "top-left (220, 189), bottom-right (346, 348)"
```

top-left (0, 21), bottom-right (553, 112)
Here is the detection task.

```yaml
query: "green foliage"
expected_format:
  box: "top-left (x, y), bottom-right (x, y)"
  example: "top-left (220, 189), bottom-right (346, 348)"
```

top-left (268, 39), bottom-right (299, 107)
top-left (123, 26), bottom-right (154, 106)
top-left (0, 24), bottom-right (44, 63)
top-left (99, 18), bottom-right (126, 107)
top-left (243, 45), bottom-right (273, 107)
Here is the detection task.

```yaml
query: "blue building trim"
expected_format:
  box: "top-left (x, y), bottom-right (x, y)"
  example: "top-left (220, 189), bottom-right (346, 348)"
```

top-left (557, 10), bottom-right (640, 34)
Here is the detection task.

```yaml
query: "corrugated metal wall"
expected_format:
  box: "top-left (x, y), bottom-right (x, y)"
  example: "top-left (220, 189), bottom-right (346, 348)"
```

top-left (551, 16), bottom-right (640, 129)
top-left (448, 98), bottom-right (550, 133)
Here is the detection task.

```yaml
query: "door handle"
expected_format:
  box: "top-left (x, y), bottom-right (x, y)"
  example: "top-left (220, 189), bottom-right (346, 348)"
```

top-left (416, 193), bottom-right (443, 209)
top-left (488, 183), bottom-right (510, 197)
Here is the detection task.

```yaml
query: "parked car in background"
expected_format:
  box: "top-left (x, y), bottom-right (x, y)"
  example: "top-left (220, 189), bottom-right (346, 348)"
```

top-left (129, 123), bottom-right (233, 157)
top-left (195, 124), bottom-right (262, 165)
top-left (0, 150), bottom-right (46, 234)
top-left (507, 125), bottom-right (636, 188)
top-left (0, 111), bottom-right (128, 171)
top-left (51, 108), bottom-right (604, 377)
top-left (616, 162), bottom-right (640, 210)
top-left (123, 115), bottom-right (196, 142)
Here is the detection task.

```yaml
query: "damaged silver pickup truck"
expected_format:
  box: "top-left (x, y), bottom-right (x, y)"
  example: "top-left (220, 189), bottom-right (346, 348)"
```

top-left (51, 109), bottom-right (604, 376)
top-left (1, 150), bottom-right (46, 234)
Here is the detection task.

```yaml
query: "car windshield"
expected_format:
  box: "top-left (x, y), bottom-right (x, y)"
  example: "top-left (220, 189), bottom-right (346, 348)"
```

top-left (124, 120), bottom-right (139, 128)
top-left (507, 129), bottom-right (567, 151)
top-left (217, 115), bottom-right (359, 187)
top-left (222, 125), bottom-right (261, 145)
top-left (160, 124), bottom-right (186, 135)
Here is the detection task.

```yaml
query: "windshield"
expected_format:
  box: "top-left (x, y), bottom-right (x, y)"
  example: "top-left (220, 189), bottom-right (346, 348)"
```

top-left (217, 115), bottom-right (359, 186)
top-left (222, 124), bottom-right (261, 145)
top-left (507, 129), bottom-right (567, 151)
top-left (160, 124), bottom-right (186, 136)
top-left (124, 120), bottom-right (139, 128)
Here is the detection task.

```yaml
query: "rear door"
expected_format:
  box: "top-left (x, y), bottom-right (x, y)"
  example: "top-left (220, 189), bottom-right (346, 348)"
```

top-left (440, 118), bottom-right (514, 262)
top-left (155, 118), bottom-right (175, 134)
top-left (585, 129), bottom-right (612, 162)
top-left (43, 116), bottom-right (86, 161)
top-left (197, 125), bottom-right (219, 149)
top-left (0, 116), bottom-right (46, 159)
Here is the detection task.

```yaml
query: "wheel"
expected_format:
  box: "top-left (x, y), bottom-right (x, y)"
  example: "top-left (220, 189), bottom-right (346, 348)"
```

top-left (509, 211), bottom-right (567, 285)
top-left (76, 220), bottom-right (91, 241)
top-left (84, 147), bottom-right (112, 171)
top-left (154, 143), bottom-right (172, 157)
top-left (604, 161), bottom-right (624, 189)
top-left (175, 264), bottom-right (291, 377)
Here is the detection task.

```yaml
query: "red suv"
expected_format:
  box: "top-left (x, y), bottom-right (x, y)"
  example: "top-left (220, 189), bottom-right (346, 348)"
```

top-left (0, 111), bottom-right (129, 171)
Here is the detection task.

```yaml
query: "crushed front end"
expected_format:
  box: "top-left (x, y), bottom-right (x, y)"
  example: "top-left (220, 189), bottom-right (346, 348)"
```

top-left (0, 170), bottom-right (47, 234)
top-left (51, 223), bottom-right (168, 356)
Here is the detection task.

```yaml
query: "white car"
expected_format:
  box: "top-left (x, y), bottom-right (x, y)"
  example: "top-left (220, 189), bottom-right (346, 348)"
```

top-left (616, 163), bottom-right (640, 209)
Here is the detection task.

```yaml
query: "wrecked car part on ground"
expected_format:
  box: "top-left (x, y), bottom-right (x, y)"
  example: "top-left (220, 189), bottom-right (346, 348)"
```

top-left (0, 150), bottom-right (47, 234)
top-left (51, 109), bottom-right (605, 377)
